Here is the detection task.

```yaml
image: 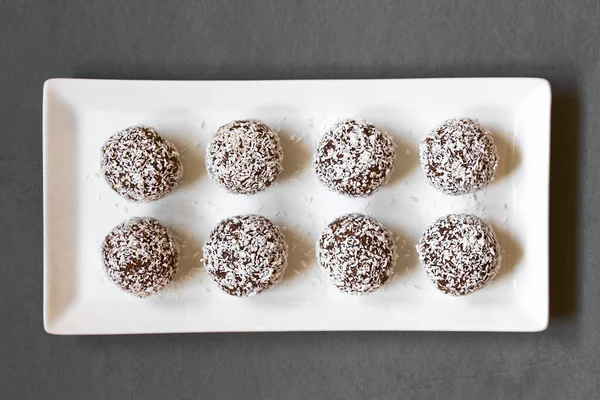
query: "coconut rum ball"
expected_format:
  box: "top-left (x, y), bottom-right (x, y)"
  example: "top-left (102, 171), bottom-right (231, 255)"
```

top-left (205, 120), bottom-right (284, 194)
top-left (417, 214), bottom-right (501, 296)
top-left (101, 217), bottom-right (179, 298)
top-left (203, 215), bottom-right (288, 297)
top-left (419, 118), bottom-right (499, 195)
top-left (100, 126), bottom-right (183, 202)
top-left (317, 213), bottom-right (396, 294)
top-left (313, 119), bottom-right (396, 197)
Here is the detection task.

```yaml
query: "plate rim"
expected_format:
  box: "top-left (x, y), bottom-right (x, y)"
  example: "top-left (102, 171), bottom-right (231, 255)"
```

top-left (43, 77), bottom-right (552, 335)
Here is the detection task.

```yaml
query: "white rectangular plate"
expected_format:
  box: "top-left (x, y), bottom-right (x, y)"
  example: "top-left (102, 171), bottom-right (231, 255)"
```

top-left (43, 78), bottom-right (551, 334)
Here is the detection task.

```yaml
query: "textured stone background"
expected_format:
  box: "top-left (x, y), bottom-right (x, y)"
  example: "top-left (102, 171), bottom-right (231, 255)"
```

top-left (1, 1), bottom-right (598, 398)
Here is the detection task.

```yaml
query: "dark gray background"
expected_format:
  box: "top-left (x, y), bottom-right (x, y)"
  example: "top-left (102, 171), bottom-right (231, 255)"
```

top-left (1, 0), bottom-right (598, 399)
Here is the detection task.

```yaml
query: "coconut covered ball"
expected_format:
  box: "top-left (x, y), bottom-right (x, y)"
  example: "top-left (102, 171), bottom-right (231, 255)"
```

top-left (417, 214), bottom-right (501, 296)
top-left (419, 118), bottom-right (498, 195)
top-left (205, 120), bottom-right (283, 194)
top-left (314, 119), bottom-right (396, 197)
top-left (317, 213), bottom-right (396, 294)
top-left (102, 217), bottom-right (179, 298)
top-left (100, 126), bottom-right (183, 202)
top-left (203, 214), bottom-right (288, 297)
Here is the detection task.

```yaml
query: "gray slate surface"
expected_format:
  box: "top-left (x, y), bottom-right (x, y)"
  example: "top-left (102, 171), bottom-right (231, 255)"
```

top-left (1, 0), bottom-right (598, 399)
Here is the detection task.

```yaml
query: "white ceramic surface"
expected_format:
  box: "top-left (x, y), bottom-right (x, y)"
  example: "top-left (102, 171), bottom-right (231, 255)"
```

top-left (43, 78), bottom-right (551, 334)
